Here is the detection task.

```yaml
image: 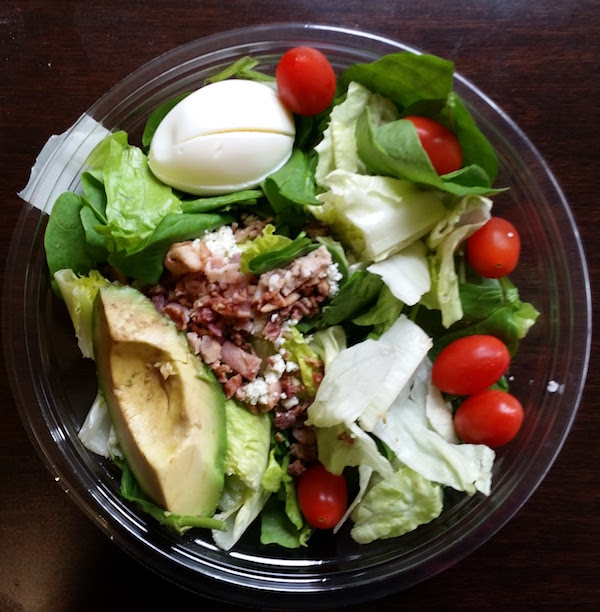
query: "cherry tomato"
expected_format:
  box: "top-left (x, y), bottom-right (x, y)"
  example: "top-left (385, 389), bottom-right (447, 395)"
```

top-left (454, 389), bottom-right (524, 447)
top-left (403, 115), bottom-right (463, 175)
top-left (275, 46), bottom-right (336, 116)
top-left (432, 335), bottom-right (510, 396)
top-left (297, 463), bottom-right (348, 529)
top-left (466, 217), bottom-right (521, 278)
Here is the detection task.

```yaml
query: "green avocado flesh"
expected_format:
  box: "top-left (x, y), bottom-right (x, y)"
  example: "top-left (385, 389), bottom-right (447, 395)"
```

top-left (92, 284), bottom-right (226, 517)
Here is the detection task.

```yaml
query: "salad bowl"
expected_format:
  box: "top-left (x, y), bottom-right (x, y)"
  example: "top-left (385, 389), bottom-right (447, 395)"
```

top-left (3, 23), bottom-right (591, 608)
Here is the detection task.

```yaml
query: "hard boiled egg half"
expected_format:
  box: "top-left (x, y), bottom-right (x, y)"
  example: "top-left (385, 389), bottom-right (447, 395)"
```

top-left (148, 80), bottom-right (296, 195)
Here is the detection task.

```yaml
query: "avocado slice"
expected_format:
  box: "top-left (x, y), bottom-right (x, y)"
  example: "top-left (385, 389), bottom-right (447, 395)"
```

top-left (92, 284), bottom-right (226, 517)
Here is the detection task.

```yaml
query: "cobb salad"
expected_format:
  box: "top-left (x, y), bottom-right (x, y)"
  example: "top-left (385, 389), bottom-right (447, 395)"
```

top-left (43, 47), bottom-right (539, 550)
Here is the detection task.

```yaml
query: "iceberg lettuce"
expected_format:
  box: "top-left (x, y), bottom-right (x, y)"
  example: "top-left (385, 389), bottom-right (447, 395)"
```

top-left (313, 170), bottom-right (446, 262)
top-left (371, 361), bottom-right (495, 495)
top-left (350, 465), bottom-right (444, 544)
top-left (315, 81), bottom-right (399, 182)
top-left (420, 194), bottom-right (492, 327)
top-left (306, 315), bottom-right (432, 432)
top-left (315, 422), bottom-right (393, 477)
top-left (366, 239), bottom-right (430, 306)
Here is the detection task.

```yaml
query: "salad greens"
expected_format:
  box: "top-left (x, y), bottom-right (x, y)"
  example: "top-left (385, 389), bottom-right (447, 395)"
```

top-left (43, 50), bottom-right (539, 551)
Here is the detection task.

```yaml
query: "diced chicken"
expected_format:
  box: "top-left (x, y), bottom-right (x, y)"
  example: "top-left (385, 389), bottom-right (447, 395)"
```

top-left (164, 239), bottom-right (211, 276)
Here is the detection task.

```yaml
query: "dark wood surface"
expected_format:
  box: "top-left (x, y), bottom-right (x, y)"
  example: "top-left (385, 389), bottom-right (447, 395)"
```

top-left (1, 1), bottom-right (599, 610)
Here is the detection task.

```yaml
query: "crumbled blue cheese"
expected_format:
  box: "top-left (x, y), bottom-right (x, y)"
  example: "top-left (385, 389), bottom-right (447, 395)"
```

top-left (327, 262), bottom-right (343, 295)
top-left (201, 225), bottom-right (241, 260)
top-left (241, 378), bottom-right (270, 406)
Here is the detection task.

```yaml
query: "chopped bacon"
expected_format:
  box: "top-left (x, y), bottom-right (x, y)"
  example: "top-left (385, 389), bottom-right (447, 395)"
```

top-left (223, 373), bottom-right (243, 399)
top-left (162, 302), bottom-right (190, 330)
top-left (220, 341), bottom-right (261, 380)
top-left (150, 235), bottom-right (334, 418)
top-left (197, 335), bottom-right (222, 365)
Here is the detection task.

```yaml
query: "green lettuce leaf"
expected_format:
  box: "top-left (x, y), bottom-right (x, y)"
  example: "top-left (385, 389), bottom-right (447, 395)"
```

top-left (260, 496), bottom-right (312, 549)
top-left (239, 224), bottom-right (291, 273)
top-left (313, 169), bottom-right (446, 262)
top-left (315, 422), bottom-right (393, 477)
top-left (223, 399), bottom-right (272, 491)
top-left (309, 325), bottom-right (347, 369)
top-left (366, 240), bottom-right (430, 307)
top-left (420, 194), bottom-right (492, 328)
top-left (281, 326), bottom-right (323, 398)
top-left (356, 108), bottom-right (503, 196)
top-left (371, 361), bottom-right (495, 495)
top-left (98, 138), bottom-right (181, 254)
top-left (53, 268), bottom-right (112, 359)
top-left (350, 465), bottom-right (443, 544)
top-left (306, 315), bottom-right (432, 432)
top-left (116, 457), bottom-right (226, 534)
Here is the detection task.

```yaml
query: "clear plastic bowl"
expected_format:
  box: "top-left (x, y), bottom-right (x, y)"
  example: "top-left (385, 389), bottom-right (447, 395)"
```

top-left (3, 23), bottom-right (591, 608)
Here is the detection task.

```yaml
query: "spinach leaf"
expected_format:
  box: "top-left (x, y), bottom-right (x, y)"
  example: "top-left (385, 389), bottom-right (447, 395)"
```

top-left (79, 206), bottom-right (109, 263)
top-left (108, 212), bottom-right (231, 284)
top-left (353, 284), bottom-right (404, 338)
top-left (443, 92), bottom-right (499, 185)
top-left (44, 192), bottom-right (97, 291)
top-left (205, 56), bottom-right (275, 84)
top-left (315, 270), bottom-right (384, 329)
top-left (181, 189), bottom-right (263, 213)
top-left (338, 52), bottom-right (454, 107)
top-left (356, 108), bottom-right (504, 196)
top-left (425, 278), bottom-right (539, 359)
top-left (142, 92), bottom-right (191, 149)
top-left (262, 149), bottom-right (320, 235)
top-left (80, 171), bottom-right (107, 223)
top-left (247, 232), bottom-right (318, 275)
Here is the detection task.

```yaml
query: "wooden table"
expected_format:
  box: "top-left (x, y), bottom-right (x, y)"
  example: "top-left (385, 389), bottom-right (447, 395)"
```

top-left (1, 1), bottom-right (598, 609)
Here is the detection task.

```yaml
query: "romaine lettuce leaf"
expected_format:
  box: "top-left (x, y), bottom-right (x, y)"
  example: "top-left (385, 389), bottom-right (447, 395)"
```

top-left (116, 457), bottom-right (226, 534)
top-left (212, 481), bottom-right (271, 550)
top-left (309, 325), bottom-right (347, 369)
top-left (281, 327), bottom-right (323, 398)
top-left (78, 389), bottom-right (122, 459)
top-left (260, 497), bottom-right (312, 549)
top-left (315, 81), bottom-right (398, 183)
top-left (223, 399), bottom-right (271, 491)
